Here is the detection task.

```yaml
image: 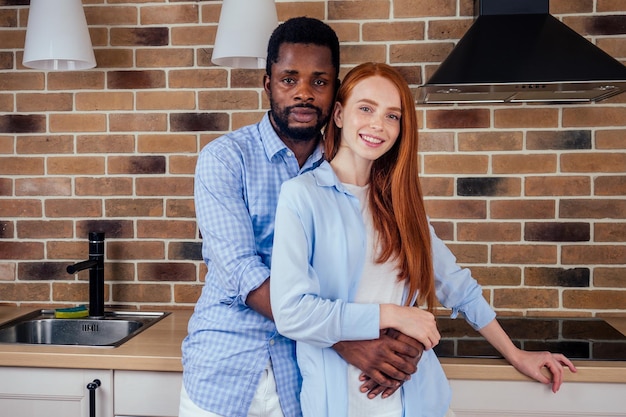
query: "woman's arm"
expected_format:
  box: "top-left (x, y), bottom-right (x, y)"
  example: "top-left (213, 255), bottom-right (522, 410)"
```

top-left (478, 319), bottom-right (578, 393)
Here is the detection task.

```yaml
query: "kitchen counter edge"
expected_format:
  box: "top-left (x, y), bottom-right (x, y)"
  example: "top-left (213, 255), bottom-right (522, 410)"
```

top-left (0, 307), bottom-right (625, 383)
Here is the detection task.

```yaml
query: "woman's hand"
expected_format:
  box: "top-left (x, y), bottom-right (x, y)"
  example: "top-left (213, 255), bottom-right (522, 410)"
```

top-left (508, 349), bottom-right (578, 393)
top-left (478, 319), bottom-right (578, 393)
top-left (379, 304), bottom-right (440, 349)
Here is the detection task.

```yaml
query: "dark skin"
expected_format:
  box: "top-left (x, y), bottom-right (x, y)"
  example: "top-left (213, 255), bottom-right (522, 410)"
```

top-left (247, 281), bottom-right (423, 397)
top-left (247, 42), bottom-right (424, 398)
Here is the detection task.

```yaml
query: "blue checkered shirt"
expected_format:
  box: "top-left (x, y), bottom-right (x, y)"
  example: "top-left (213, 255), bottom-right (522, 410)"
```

top-left (182, 113), bottom-right (323, 417)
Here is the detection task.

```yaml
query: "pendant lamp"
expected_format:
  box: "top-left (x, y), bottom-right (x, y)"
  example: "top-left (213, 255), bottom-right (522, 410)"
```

top-left (211, 0), bottom-right (278, 69)
top-left (23, 0), bottom-right (96, 70)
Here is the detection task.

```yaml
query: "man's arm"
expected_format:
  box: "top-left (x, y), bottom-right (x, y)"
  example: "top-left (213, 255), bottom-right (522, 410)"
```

top-left (247, 278), bottom-right (273, 320)
top-left (333, 329), bottom-right (424, 398)
top-left (254, 275), bottom-right (422, 398)
top-left (195, 146), bottom-right (272, 306)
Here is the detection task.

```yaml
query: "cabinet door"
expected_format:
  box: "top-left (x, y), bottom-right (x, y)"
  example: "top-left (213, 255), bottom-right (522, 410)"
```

top-left (0, 367), bottom-right (113, 417)
top-left (450, 379), bottom-right (626, 417)
top-left (114, 370), bottom-right (182, 417)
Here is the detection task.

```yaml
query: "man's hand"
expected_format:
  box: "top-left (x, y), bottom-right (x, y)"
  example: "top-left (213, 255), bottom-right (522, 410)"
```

top-left (333, 329), bottom-right (424, 399)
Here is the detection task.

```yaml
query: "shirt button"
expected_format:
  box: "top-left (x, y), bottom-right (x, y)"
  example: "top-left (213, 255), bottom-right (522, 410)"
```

top-left (269, 339), bottom-right (275, 346)
top-left (286, 151), bottom-right (293, 157)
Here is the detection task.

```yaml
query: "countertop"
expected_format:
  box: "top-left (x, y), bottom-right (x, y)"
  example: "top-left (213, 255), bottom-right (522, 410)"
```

top-left (0, 307), bottom-right (625, 383)
top-left (0, 306), bottom-right (190, 372)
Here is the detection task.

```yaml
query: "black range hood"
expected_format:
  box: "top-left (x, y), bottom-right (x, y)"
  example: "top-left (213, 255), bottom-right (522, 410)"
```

top-left (417, 0), bottom-right (626, 104)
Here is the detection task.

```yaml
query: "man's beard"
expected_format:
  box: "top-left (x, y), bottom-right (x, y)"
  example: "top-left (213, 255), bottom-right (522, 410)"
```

top-left (270, 103), bottom-right (327, 142)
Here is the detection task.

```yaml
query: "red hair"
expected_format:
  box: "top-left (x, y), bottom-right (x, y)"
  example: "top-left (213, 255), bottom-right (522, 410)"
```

top-left (324, 62), bottom-right (435, 310)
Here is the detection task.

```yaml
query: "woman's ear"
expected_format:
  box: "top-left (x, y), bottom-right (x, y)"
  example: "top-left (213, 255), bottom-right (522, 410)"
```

top-left (333, 102), bottom-right (343, 128)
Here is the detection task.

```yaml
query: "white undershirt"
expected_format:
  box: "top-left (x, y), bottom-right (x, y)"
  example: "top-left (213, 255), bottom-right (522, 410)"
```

top-left (343, 183), bottom-right (404, 417)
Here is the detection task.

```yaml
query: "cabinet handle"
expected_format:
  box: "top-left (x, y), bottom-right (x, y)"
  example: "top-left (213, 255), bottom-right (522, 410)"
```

top-left (86, 379), bottom-right (101, 417)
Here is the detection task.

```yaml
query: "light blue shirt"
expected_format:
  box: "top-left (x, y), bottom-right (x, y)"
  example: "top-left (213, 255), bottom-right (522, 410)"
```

top-left (270, 161), bottom-right (496, 417)
top-left (182, 113), bottom-right (323, 417)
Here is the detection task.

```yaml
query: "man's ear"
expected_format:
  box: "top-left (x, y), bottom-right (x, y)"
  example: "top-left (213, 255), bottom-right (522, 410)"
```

top-left (333, 102), bottom-right (344, 128)
top-left (263, 74), bottom-right (271, 94)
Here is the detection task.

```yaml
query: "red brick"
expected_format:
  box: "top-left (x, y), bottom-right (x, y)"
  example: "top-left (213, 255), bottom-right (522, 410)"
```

top-left (45, 199), bottom-right (103, 218)
top-left (423, 199), bottom-right (486, 219)
top-left (47, 156), bottom-right (106, 175)
top-left (329, 0), bottom-right (390, 19)
top-left (423, 155), bottom-right (488, 174)
top-left (595, 129), bottom-right (626, 149)
top-left (0, 283), bottom-right (50, 301)
top-left (494, 288), bottom-right (560, 309)
top-left (16, 135), bottom-right (73, 154)
top-left (593, 267), bottom-right (626, 288)
top-left (16, 93), bottom-right (73, 112)
top-left (76, 92), bottom-right (134, 111)
top-left (109, 113), bottom-right (168, 132)
top-left (111, 283), bottom-right (172, 303)
top-left (494, 108), bottom-right (559, 128)
top-left (136, 48), bottom-right (194, 68)
top-left (15, 178), bottom-right (71, 196)
top-left (137, 262), bottom-right (196, 281)
top-left (594, 223), bottom-right (626, 242)
top-left (457, 222), bottom-right (522, 242)
top-left (445, 243), bottom-right (488, 263)
top-left (560, 199), bottom-right (626, 219)
top-left (75, 177), bottom-right (133, 196)
top-left (491, 200), bottom-right (556, 219)
top-left (140, 4), bottom-right (199, 25)
top-left (169, 156), bottom-right (197, 175)
top-left (394, 0), bottom-right (456, 18)
top-left (0, 157), bottom-right (44, 175)
top-left (136, 92), bottom-right (195, 111)
top-left (426, 109), bottom-right (490, 129)
top-left (137, 220), bottom-right (196, 239)
top-left (166, 199), bottom-right (196, 218)
top-left (17, 220), bottom-right (73, 239)
top-left (174, 283), bottom-right (203, 304)
top-left (0, 199), bottom-right (42, 217)
top-left (525, 176), bottom-right (591, 196)
top-left (562, 245), bottom-right (626, 264)
top-left (492, 154), bottom-right (557, 174)
top-left (561, 153), bottom-right (626, 173)
top-left (0, 263), bottom-right (16, 281)
top-left (0, 242), bottom-right (44, 260)
top-left (492, 244), bottom-right (558, 264)
top-left (563, 289), bottom-right (625, 309)
top-left (470, 266), bottom-right (522, 286)
top-left (136, 177), bottom-right (194, 197)
top-left (77, 135), bottom-right (135, 154)
top-left (458, 131), bottom-right (523, 152)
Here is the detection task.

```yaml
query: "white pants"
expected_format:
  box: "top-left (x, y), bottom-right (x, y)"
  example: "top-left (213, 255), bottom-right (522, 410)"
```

top-left (179, 363), bottom-right (285, 417)
top-left (179, 363), bottom-right (456, 417)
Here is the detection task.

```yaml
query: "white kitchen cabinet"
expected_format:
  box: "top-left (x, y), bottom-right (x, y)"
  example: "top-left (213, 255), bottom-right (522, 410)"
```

top-left (0, 367), bottom-right (113, 417)
top-left (449, 379), bottom-right (626, 417)
top-left (114, 370), bottom-right (181, 417)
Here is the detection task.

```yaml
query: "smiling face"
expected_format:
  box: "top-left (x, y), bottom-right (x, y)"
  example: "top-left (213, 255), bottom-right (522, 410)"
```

top-left (264, 43), bottom-right (337, 143)
top-left (332, 75), bottom-right (402, 172)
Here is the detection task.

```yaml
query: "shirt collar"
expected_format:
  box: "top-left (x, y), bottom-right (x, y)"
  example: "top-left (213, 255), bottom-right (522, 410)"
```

top-left (259, 112), bottom-right (324, 170)
top-left (259, 113), bottom-right (285, 161)
top-left (312, 160), bottom-right (354, 195)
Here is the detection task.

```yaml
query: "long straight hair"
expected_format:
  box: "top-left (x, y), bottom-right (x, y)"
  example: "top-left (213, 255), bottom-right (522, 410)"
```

top-left (324, 62), bottom-right (435, 310)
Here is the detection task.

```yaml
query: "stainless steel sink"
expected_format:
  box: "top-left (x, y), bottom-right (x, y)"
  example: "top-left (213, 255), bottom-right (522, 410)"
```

top-left (0, 309), bottom-right (170, 347)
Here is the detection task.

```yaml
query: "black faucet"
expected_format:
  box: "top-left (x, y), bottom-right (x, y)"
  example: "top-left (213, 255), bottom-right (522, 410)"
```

top-left (66, 232), bottom-right (105, 318)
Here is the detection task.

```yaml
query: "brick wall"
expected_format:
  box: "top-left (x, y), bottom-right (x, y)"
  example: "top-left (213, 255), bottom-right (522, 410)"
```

top-left (0, 0), bottom-right (624, 316)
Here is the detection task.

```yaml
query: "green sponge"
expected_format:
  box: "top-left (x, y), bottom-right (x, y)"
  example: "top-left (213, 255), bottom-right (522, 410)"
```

top-left (54, 305), bottom-right (89, 318)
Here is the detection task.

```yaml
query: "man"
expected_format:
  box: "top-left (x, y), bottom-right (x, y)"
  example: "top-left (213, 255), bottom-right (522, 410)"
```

top-left (180, 17), bottom-right (423, 417)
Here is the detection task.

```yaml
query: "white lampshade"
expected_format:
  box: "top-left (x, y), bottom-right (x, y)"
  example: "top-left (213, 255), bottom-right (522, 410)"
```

top-left (23, 0), bottom-right (96, 70)
top-left (211, 0), bottom-right (278, 69)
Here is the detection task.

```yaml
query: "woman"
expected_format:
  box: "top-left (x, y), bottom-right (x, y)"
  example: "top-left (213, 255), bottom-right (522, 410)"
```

top-left (270, 62), bottom-right (576, 417)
